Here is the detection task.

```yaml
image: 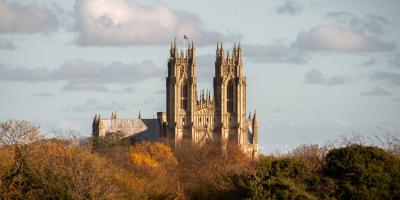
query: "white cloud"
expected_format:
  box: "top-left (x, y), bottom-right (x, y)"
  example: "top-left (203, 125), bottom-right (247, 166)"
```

top-left (304, 69), bottom-right (346, 86)
top-left (243, 23), bottom-right (396, 64)
top-left (293, 25), bottom-right (397, 52)
top-left (275, 0), bottom-right (303, 16)
top-left (75, 0), bottom-right (238, 46)
top-left (325, 12), bottom-right (389, 36)
top-left (0, 0), bottom-right (58, 33)
top-left (0, 59), bottom-right (161, 91)
top-left (362, 86), bottom-right (392, 96)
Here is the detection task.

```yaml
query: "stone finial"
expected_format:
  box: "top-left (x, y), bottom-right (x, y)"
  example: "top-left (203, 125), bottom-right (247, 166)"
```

top-left (138, 110), bottom-right (142, 119)
top-left (252, 110), bottom-right (258, 127)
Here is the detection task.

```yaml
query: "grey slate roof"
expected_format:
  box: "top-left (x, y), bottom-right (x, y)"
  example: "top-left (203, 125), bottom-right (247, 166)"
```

top-left (101, 118), bottom-right (161, 142)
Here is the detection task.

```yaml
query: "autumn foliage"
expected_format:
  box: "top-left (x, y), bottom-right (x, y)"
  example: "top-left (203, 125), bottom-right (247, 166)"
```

top-left (1, 120), bottom-right (400, 199)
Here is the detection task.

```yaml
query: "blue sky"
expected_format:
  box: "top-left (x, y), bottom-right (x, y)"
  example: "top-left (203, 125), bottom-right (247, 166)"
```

top-left (0, 0), bottom-right (399, 153)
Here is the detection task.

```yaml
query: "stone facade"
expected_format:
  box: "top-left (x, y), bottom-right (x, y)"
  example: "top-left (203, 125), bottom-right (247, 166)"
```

top-left (92, 41), bottom-right (259, 158)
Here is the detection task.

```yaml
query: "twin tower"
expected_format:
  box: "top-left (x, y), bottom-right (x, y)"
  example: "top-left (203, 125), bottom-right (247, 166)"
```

top-left (164, 40), bottom-right (258, 157)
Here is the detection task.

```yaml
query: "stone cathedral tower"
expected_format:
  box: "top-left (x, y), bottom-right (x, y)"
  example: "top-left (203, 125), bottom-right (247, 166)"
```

top-left (165, 40), bottom-right (258, 157)
top-left (92, 40), bottom-right (259, 158)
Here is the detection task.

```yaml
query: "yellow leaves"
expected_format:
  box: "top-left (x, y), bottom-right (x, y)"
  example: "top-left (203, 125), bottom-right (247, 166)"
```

top-left (46, 142), bottom-right (73, 159)
top-left (130, 152), bottom-right (160, 168)
top-left (127, 142), bottom-right (177, 169)
top-left (0, 147), bottom-right (13, 176)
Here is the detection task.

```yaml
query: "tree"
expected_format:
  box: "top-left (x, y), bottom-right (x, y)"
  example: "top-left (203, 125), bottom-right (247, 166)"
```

top-left (247, 157), bottom-right (317, 200)
top-left (0, 120), bottom-right (41, 146)
top-left (323, 145), bottom-right (400, 199)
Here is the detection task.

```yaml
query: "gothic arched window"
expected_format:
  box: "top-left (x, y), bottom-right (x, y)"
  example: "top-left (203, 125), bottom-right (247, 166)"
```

top-left (181, 82), bottom-right (188, 110)
top-left (227, 80), bottom-right (234, 113)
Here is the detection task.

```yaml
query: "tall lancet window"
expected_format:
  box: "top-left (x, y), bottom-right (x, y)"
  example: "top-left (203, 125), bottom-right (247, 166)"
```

top-left (227, 80), bottom-right (234, 113)
top-left (181, 82), bottom-right (188, 110)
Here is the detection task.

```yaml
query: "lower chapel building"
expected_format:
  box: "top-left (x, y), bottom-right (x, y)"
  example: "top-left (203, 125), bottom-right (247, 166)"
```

top-left (92, 41), bottom-right (259, 158)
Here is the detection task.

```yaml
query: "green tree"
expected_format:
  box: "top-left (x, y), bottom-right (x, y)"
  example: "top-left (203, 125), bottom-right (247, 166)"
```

top-left (247, 157), bottom-right (317, 200)
top-left (323, 145), bottom-right (400, 199)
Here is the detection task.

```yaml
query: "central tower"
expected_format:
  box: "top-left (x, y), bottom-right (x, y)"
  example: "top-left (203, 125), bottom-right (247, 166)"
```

top-left (165, 40), bottom-right (258, 158)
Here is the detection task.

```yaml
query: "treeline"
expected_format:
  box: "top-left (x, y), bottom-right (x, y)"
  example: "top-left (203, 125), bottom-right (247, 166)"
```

top-left (0, 120), bottom-right (400, 200)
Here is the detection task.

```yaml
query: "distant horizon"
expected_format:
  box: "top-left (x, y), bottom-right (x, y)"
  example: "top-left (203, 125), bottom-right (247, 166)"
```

top-left (0, 0), bottom-right (399, 153)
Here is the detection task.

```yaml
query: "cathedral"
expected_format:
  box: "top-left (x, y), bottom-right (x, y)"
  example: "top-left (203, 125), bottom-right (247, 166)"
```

top-left (92, 40), bottom-right (259, 158)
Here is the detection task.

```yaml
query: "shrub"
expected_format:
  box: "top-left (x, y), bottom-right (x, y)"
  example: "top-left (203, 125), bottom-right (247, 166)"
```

top-left (323, 145), bottom-right (400, 199)
top-left (247, 157), bottom-right (317, 200)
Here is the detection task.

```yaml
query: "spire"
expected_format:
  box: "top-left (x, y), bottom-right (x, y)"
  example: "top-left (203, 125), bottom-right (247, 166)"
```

top-left (248, 112), bottom-right (251, 119)
top-left (221, 42), bottom-right (224, 58)
top-left (171, 38), bottom-right (178, 58)
top-left (98, 115), bottom-right (104, 126)
top-left (191, 41), bottom-right (196, 65)
top-left (208, 90), bottom-right (211, 101)
top-left (252, 110), bottom-right (258, 147)
top-left (233, 42), bottom-right (237, 59)
top-left (93, 114), bottom-right (98, 126)
top-left (238, 42), bottom-right (242, 59)
top-left (252, 110), bottom-right (258, 127)
top-left (138, 110), bottom-right (142, 119)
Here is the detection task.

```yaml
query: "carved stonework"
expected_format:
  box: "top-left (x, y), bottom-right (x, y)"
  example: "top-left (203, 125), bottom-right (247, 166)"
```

top-left (93, 41), bottom-right (259, 159)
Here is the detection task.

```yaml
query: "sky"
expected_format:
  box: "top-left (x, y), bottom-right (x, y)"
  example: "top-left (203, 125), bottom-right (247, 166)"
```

top-left (0, 0), bottom-right (399, 153)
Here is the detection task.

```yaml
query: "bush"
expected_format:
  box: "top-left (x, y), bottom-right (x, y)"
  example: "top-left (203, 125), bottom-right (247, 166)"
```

top-left (174, 140), bottom-right (253, 200)
top-left (323, 145), bottom-right (400, 199)
top-left (247, 157), bottom-right (317, 200)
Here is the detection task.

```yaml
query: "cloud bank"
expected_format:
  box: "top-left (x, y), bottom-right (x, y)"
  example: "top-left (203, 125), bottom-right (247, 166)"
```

top-left (293, 25), bottom-right (396, 52)
top-left (369, 71), bottom-right (400, 86)
top-left (0, 59), bottom-right (161, 91)
top-left (0, 0), bottom-right (58, 33)
top-left (304, 69), bottom-right (346, 86)
top-left (275, 0), bottom-right (303, 16)
top-left (325, 12), bottom-right (389, 36)
top-left (74, 0), bottom-right (238, 46)
top-left (362, 86), bottom-right (392, 96)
